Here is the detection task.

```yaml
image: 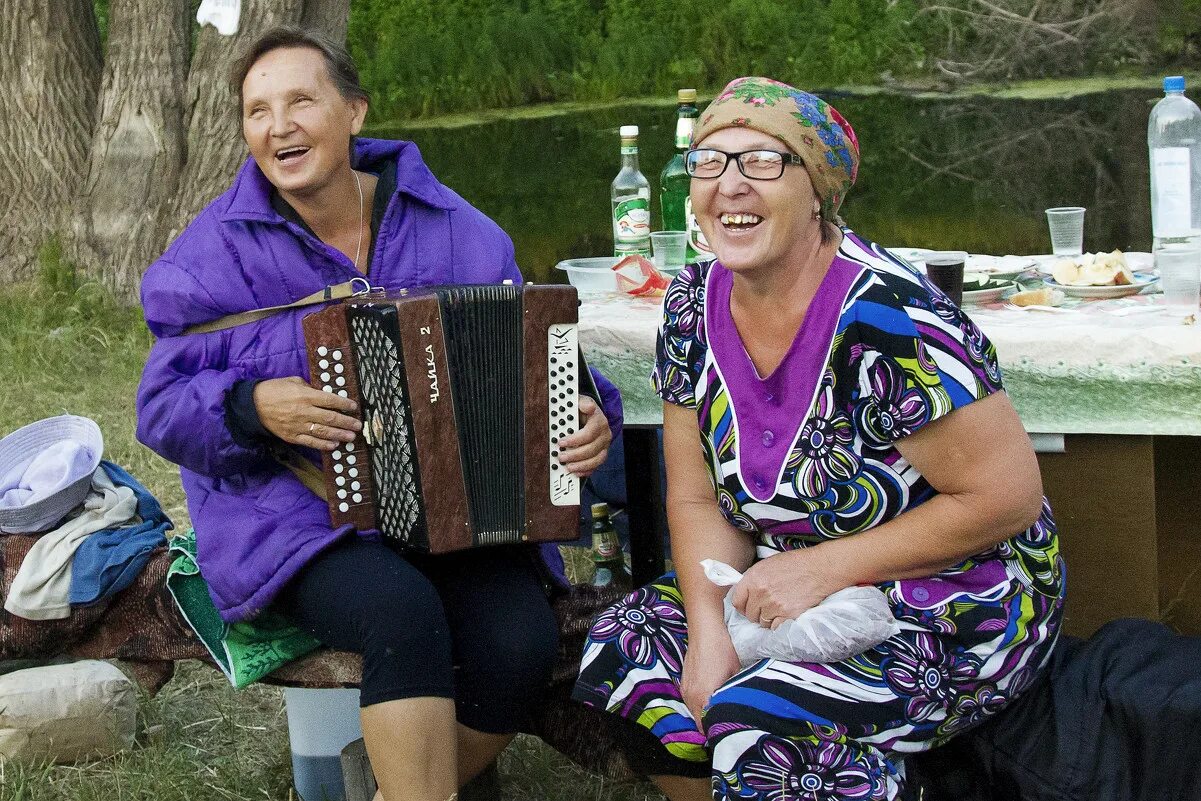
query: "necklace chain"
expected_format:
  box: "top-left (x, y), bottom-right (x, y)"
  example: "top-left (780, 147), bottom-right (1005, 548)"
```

top-left (352, 170), bottom-right (364, 272)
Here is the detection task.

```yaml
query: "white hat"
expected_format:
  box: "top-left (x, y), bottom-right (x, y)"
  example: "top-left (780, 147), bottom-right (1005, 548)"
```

top-left (0, 415), bottom-right (103, 534)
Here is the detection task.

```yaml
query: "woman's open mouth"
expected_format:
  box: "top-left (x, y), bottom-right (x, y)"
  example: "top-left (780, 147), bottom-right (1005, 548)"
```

top-left (720, 213), bottom-right (762, 232)
top-left (275, 146), bottom-right (311, 164)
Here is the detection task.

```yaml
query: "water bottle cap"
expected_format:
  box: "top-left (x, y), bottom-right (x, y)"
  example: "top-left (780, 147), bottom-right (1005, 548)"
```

top-left (619, 125), bottom-right (639, 138)
top-left (1164, 76), bottom-right (1186, 93)
top-left (677, 89), bottom-right (697, 103)
top-left (591, 502), bottom-right (610, 518)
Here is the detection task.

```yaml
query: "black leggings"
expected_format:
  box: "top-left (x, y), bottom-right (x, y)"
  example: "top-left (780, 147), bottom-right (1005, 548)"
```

top-left (273, 536), bottom-right (558, 734)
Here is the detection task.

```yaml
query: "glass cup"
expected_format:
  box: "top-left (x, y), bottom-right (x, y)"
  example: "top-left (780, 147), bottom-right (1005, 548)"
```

top-left (650, 231), bottom-right (688, 271)
top-left (923, 250), bottom-right (967, 306)
top-left (1155, 242), bottom-right (1201, 317)
top-left (1045, 207), bottom-right (1086, 256)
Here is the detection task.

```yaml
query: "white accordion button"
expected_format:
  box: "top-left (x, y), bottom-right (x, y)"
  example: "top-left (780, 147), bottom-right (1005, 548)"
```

top-left (321, 372), bottom-right (331, 382)
top-left (337, 489), bottom-right (347, 500)
top-left (346, 455), bottom-right (357, 465)
top-left (338, 390), bottom-right (349, 398)
top-left (334, 363), bottom-right (344, 374)
top-left (332, 350), bottom-right (343, 361)
top-left (352, 493), bottom-right (363, 503)
top-left (322, 386), bottom-right (333, 393)
top-left (332, 450), bottom-right (341, 461)
top-left (351, 481), bottom-right (360, 491)
top-left (336, 377), bottom-right (346, 387)
top-left (335, 476), bottom-right (345, 487)
top-left (319, 359), bottom-right (329, 369)
top-left (317, 346), bottom-right (328, 357)
top-left (334, 463), bottom-right (344, 474)
top-left (338, 502), bottom-right (349, 512)
top-left (348, 468), bottom-right (359, 478)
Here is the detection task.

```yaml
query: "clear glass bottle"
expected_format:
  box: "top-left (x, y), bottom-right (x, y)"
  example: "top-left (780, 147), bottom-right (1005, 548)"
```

top-left (611, 125), bottom-right (652, 258)
top-left (1148, 75), bottom-right (1201, 247)
top-left (589, 503), bottom-right (631, 590)
top-left (660, 89), bottom-right (700, 261)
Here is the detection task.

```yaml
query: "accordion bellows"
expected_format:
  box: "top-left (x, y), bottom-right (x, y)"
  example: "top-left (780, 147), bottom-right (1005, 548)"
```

top-left (302, 284), bottom-right (582, 553)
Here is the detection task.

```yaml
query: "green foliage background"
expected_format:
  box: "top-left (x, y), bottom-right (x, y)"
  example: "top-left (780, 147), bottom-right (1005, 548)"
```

top-left (347, 0), bottom-right (924, 120)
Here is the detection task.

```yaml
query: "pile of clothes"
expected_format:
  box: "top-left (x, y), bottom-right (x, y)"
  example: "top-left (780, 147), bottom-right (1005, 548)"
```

top-left (0, 415), bottom-right (172, 621)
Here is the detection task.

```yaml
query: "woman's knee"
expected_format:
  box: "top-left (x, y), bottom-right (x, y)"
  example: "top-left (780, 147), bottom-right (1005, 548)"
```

top-left (462, 604), bottom-right (559, 695)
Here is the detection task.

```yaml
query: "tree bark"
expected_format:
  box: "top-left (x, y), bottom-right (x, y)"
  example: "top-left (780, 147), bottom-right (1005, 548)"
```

top-left (163, 0), bottom-right (350, 248)
top-left (72, 0), bottom-right (191, 294)
top-left (302, 0), bottom-right (350, 43)
top-left (0, 0), bottom-right (101, 281)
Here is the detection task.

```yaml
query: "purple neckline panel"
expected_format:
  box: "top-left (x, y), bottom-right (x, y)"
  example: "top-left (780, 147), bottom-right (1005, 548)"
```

top-left (704, 256), bottom-right (863, 503)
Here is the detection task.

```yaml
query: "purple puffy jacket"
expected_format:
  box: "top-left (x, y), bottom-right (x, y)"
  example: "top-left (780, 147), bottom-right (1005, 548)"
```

top-left (137, 138), bottom-right (622, 622)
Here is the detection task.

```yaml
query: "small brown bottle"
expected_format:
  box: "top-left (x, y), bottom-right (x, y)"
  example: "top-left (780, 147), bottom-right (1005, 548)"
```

top-left (590, 503), bottom-right (631, 590)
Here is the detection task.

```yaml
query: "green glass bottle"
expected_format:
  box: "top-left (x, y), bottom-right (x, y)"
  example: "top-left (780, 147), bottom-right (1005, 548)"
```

top-left (659, 89), bottom-right (700, 262)
top-left (590, 503), bottom-right (631, 590)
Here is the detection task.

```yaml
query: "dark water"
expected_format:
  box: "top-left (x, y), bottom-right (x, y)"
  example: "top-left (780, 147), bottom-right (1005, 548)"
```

top-left (372, 90), bottom-right (1155, 284)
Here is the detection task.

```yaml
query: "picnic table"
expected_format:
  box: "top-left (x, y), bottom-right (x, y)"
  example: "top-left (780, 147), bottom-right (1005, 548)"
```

top-left (580, 285), bottom-right (1201, 637)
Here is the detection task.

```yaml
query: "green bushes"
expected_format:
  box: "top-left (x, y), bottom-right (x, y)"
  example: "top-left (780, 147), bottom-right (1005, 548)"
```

top-left (348, 0), bottom-right (924, 121)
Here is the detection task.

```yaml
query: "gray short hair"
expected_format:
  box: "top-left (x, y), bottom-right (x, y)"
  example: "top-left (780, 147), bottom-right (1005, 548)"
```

top-left (230, 26), bottom-right (369, 108)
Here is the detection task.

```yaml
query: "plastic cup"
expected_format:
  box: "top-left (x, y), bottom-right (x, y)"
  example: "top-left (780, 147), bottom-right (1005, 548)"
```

top-left (1155, 242), bottom-right (1201, 317)
top-left (924, 250), bottom-right (967, 305)
top-left (650, 231), bottom-right (688, 271)
top-left (1045, 207), bottom-right (1086, 256)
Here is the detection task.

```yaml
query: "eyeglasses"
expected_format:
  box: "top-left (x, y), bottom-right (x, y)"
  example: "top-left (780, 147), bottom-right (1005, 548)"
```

top-left (685, 148), bottom-right (804, 180)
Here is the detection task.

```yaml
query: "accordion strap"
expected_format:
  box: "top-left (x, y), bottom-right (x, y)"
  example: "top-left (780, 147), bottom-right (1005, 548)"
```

top-left (180, 276), bottom-right (373, 335)
top-left (273, 446), bottom-right (329, 501)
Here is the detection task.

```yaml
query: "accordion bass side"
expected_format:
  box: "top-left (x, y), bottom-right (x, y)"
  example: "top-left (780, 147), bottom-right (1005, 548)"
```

top-left (302, 284), bottom-right (582, 553)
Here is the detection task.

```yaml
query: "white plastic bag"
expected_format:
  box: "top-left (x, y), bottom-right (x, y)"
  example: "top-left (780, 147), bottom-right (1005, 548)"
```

top-left (196, 0), bottom-right (241, 36)
top-left (701, 559), bottom-right (901, 666)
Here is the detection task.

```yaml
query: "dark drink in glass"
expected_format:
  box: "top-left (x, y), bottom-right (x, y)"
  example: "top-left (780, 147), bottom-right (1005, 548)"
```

top-left (924, 251), bottom-right (966, 306)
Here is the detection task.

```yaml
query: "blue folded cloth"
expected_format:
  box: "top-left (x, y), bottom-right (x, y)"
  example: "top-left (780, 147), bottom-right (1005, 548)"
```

top-left (68, 461), bottom-right (173, 605)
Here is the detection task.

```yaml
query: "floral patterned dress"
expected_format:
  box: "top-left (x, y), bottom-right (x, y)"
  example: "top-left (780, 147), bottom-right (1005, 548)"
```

top-left (572, 231), bottom-right (1065, 800)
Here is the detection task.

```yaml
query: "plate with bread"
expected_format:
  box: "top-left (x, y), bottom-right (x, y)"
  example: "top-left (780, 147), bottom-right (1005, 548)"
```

top-left (1036, 250), bottom-right (1157, 298)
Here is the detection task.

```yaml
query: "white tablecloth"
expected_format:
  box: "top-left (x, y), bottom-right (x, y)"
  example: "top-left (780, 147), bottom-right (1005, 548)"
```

top-left (579, 291), bottom-right (1201, 435)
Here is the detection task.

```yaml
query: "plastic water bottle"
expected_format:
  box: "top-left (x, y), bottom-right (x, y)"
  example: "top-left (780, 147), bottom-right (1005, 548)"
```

top-left (1148, 76), bottom-right (1201, 246)
top-left (611, 126), bottom-right (651, 258)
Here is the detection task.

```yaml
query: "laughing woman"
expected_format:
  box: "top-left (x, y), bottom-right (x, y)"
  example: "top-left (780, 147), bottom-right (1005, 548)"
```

top-left (137, 27), bottom-right (620, 801)
top-left (573, 77), bottom-right (1065, 801)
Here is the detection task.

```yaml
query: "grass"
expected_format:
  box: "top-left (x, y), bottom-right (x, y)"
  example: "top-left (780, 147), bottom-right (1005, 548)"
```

top-left (0, 248), bottom-right (665, 800)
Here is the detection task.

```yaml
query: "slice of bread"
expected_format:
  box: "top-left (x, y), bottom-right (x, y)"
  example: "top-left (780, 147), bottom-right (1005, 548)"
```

top-left (1009, 287), bottom-right (1060, 307)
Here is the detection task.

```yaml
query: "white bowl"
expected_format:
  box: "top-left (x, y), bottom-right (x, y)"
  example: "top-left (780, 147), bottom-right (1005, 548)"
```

top-left (554, 257), bottom-right (622, 292)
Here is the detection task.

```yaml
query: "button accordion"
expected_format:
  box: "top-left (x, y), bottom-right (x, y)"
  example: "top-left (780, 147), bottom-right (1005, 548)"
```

top-left (302, 284), bottom-right (584, 553)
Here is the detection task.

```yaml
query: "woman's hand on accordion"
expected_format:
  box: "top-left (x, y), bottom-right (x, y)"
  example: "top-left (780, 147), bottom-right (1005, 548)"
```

top-left (556, 395), bottom-right (611, 479)
top-left (253, 376), bottom-right (362, 451)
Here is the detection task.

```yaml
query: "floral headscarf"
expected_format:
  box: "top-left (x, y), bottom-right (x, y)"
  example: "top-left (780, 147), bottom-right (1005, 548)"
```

top-left (692, 77), bottom-right (860, 224)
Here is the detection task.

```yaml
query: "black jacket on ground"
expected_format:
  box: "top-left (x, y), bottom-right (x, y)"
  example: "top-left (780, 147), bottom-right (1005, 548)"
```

top-left (909, 618), bottom-right (1201, 801)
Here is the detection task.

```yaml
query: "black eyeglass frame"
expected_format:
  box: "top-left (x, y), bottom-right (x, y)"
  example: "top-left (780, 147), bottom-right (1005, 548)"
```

top-left (684, 148), bottom-right (805, 180)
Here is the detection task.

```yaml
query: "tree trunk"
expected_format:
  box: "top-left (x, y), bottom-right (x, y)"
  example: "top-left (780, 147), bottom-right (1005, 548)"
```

top-left (0, 0), bottom-right (101, 281)
top-left (302, 0), bottom-right (350, 43)
top-left (72, 0), bottom-right (191, 294)
top-left (163, 0), bottom-right (350, 248)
